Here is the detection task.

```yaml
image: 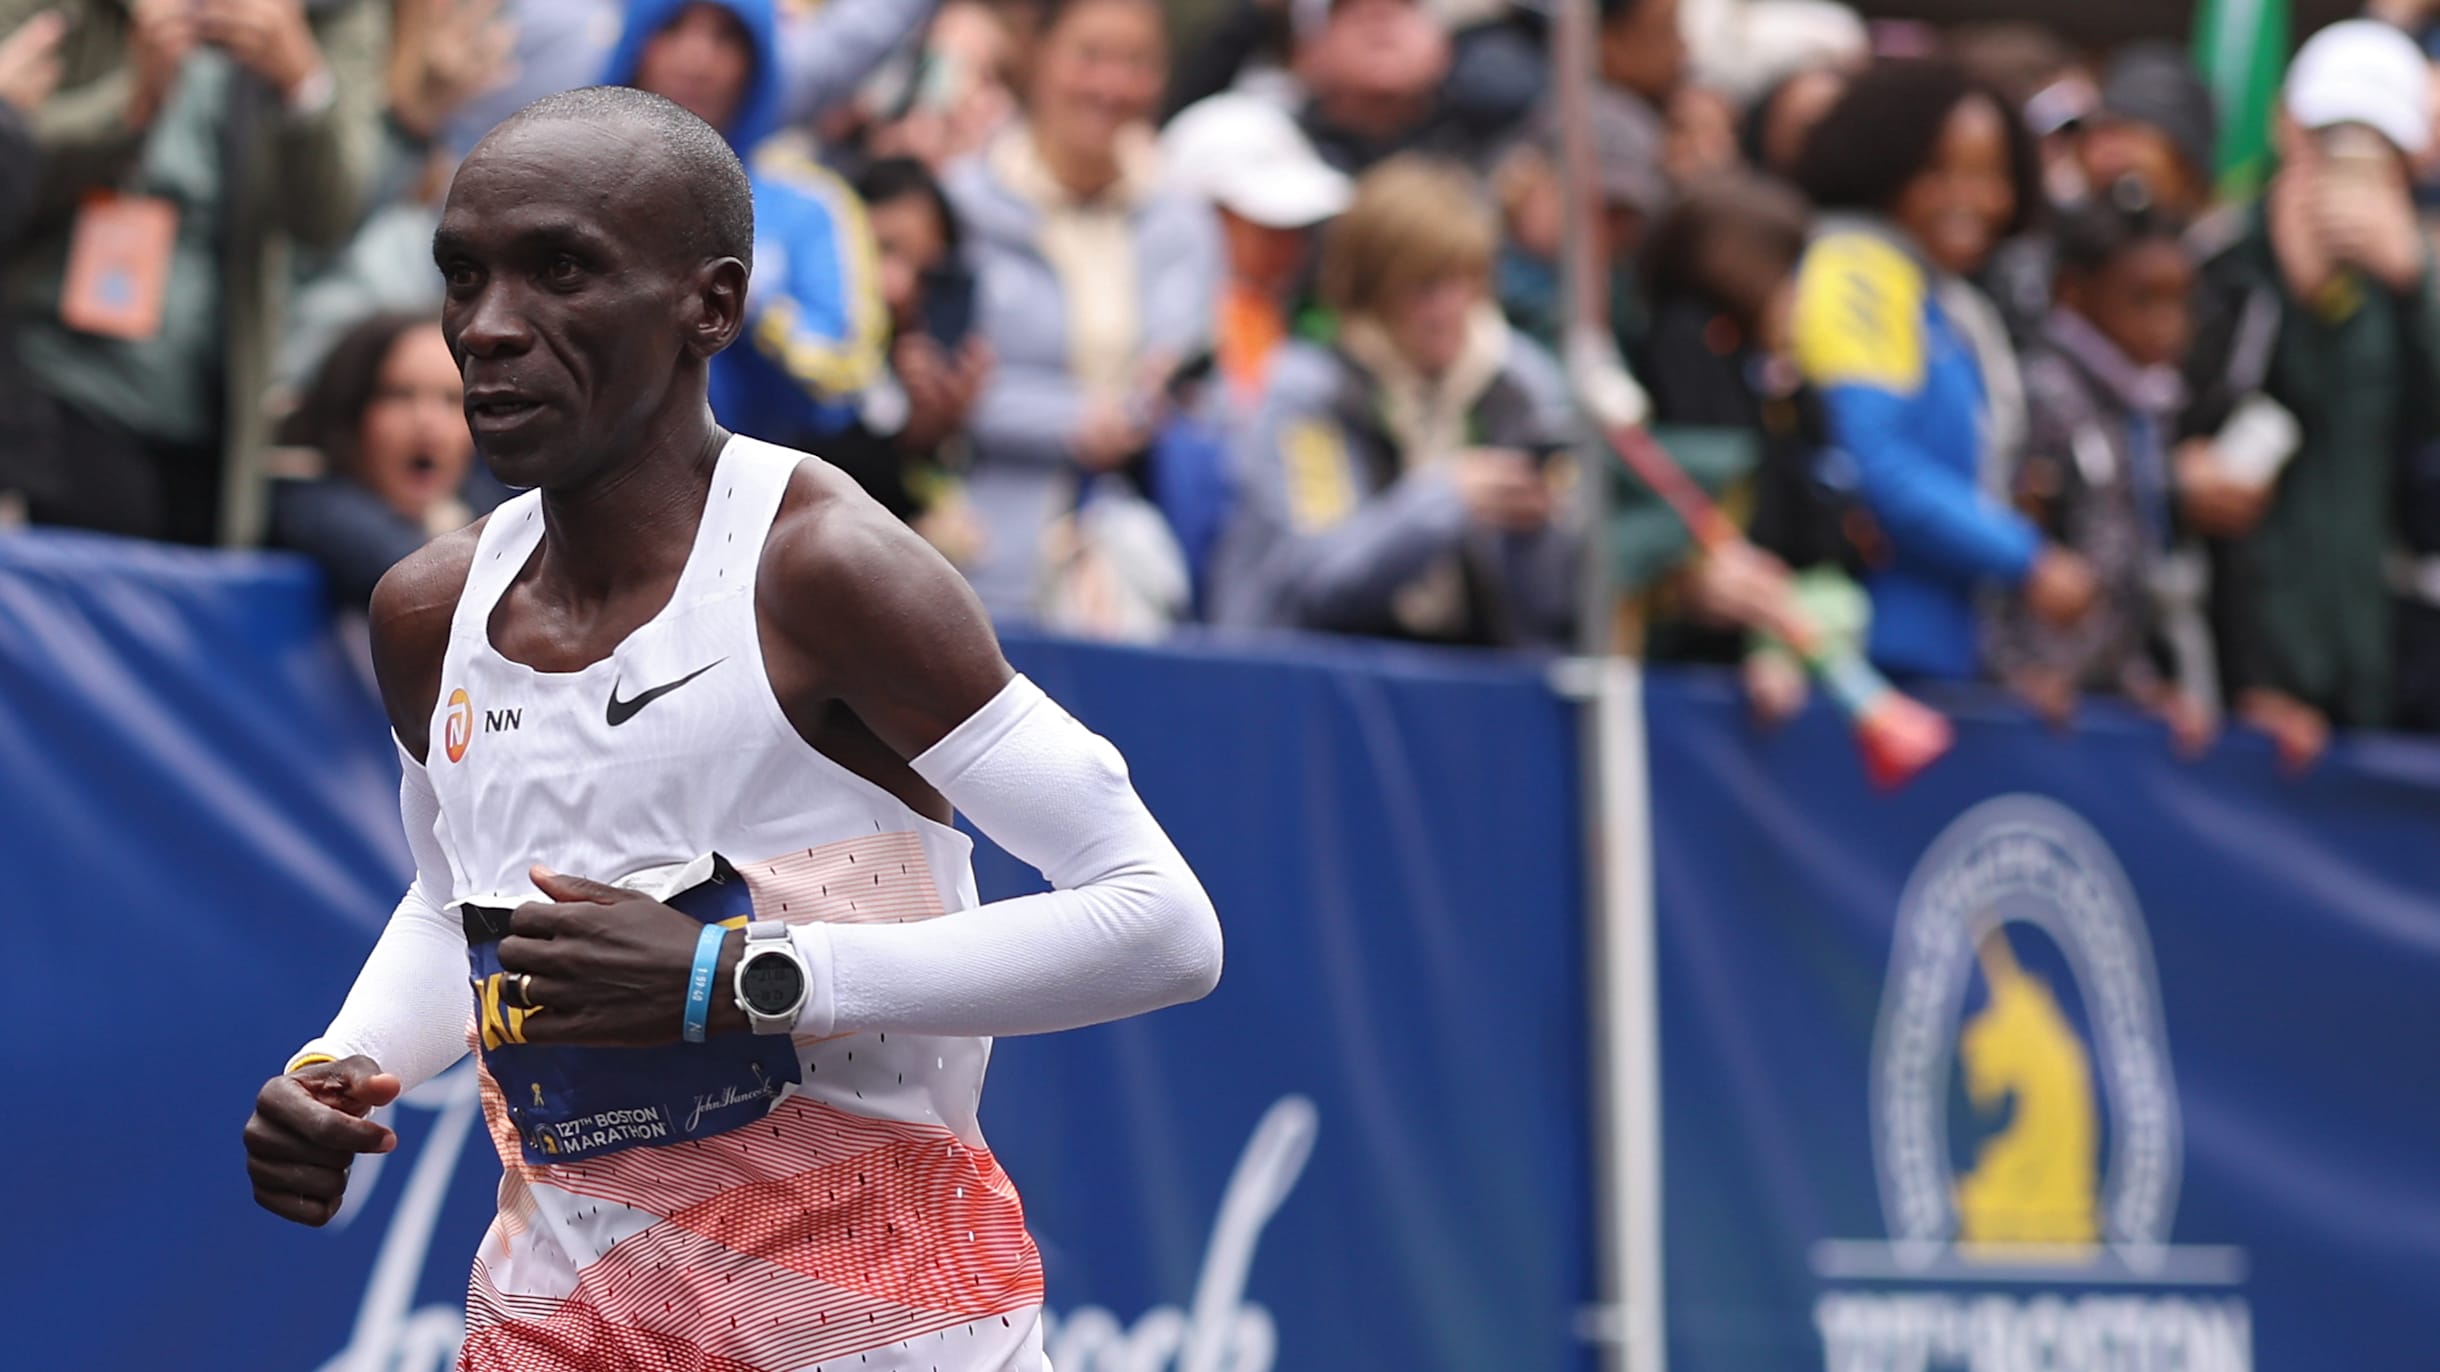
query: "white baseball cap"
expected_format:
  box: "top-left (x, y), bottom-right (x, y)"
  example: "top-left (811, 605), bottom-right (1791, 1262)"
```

top-left (2284, 18), bottom-right (2433, 156)
top-left (1163, 94), bottom-right (1354, 229)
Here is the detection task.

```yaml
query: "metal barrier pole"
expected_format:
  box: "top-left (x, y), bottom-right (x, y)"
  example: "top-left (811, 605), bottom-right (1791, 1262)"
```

top-left (1549, 0), bottom-right (1668, 1362)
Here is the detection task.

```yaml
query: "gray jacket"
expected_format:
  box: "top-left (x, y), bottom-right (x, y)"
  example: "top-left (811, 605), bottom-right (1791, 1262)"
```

top-left (944, 146), bottom-right (1219, 617)
top-left (1210, 337), bottom-right (1580, 647)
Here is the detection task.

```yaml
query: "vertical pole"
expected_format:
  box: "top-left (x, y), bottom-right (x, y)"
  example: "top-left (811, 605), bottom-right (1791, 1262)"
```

top-left (1551, 0), bottom-right (1667, 1366)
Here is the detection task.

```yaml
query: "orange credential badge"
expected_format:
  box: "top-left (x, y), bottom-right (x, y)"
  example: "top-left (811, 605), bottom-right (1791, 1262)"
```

top-left (444, 688), bottom-right (474, 763)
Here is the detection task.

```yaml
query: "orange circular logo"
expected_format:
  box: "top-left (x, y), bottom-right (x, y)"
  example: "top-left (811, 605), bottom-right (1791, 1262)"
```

top-left (444, 687), bottom-right (474, 763)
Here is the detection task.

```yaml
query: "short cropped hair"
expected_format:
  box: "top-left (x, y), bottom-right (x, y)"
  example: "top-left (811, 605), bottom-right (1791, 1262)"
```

top-left (1318, 156), bottom-right (1498, 320)
top-left (504, 86), bottom-right (756, 277)
top-left (1793, 58), bottom-right (2042, 241)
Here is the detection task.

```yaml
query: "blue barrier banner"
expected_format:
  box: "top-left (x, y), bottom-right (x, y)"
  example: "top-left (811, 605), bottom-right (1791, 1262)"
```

top-left (1645, 670), bottom-right (2440, 1372)
top-left (0, 532), bottom-right (1596, 1372)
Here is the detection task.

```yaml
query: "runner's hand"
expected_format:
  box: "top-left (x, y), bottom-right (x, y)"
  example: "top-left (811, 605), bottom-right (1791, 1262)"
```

top-left (244, 1055), bottom-right (399, 1226)
top-left (496, 865), bottom-right (734, 1045)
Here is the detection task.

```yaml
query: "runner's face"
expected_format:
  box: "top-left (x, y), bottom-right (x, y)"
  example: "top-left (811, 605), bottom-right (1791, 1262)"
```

top-left (435, 121), bottom-right (719, 488)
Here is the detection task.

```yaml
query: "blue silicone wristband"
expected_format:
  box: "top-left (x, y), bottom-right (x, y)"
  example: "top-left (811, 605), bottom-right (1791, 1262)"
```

top-left (682, 924), bottom-right (727, 1044)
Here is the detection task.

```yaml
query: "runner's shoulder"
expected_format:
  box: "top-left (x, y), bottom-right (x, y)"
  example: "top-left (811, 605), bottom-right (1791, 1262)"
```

top-left (760, 455), bottom-right (954, 610)
top-left (756, 452), bottom-right (1003, 696)
top-left (370, 519), bottom-right (487, 758)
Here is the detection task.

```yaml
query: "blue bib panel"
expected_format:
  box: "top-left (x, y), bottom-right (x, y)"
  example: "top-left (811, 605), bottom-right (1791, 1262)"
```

top-left (461, 854), bottom-right (805, 1165)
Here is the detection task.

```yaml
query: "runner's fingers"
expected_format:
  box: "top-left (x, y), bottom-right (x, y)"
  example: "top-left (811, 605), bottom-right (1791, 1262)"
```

top-left (252, 1185), bottom-right (339, 1227)
top-left (494, 932), bottom-right (562, 975)
top-left (519, 974), bottom-right (577, 1013)
top-left (244, 1113), bottom-right (359, 1170)
top-left (246, 1153), bottom-right (349, 1202)
top-left (281, 1097), bottom-right (396, 1154)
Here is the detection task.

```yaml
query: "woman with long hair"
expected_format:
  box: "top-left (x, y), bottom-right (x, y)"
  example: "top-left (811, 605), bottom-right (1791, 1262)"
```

top-left (1790, 58), bottom-right (2097, 681)
top-left (268, 314), bottom-right (490, 607)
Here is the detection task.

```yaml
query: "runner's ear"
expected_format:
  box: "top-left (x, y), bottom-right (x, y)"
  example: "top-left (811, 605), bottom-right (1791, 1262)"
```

top-left (685, 255), bottom-right (750, 359)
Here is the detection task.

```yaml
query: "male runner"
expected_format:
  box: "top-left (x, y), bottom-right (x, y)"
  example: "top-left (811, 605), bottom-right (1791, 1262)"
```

top-left (239, 87), bottom-right (1222, 1372)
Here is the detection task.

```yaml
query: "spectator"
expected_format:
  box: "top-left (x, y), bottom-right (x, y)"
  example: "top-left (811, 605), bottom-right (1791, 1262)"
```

top-left (1494, 89), bottom-right (1669, 356)
top-left (1295, 0), bottom-right (1471, 174)
top-left (1701, 0), bottom-right (1865, 110)
top-left (0, 9), bottom-right (63, 526)
top-left (946, 0), bottom-right (1219, 626)
top-left (1740, 63), bottom-right (1848, 180)
top-left (815, 156), bottom-right (994, 567)
top-left (1988, 191), bottom-right (2211, 745)
top-left (851, 0), bottom-right (1020, 172)
top-left (1211, 156), bottom-right (1577, 647)
top-left (1160, 91), bottom-right (1351, 599)
top-left (0, 0), bottom-right (386, 546)
top-left (278, 0), bottom-right (515, 391)
top-left (2181, 20), bottom-right (2440, 759)
top-left (1163, 91), bottom-right (1350, 404)
top-left (267, 314), bottom-right (486, 607)
top-left (2079, 43), bottom-right (2218, 221)
top-left (1985, 42), bottom-right (2217, 340)
top-left (1948, 21), bottom-right (2085, 208)
top-left (1633, 171), bottom-right (1872, 723)
top-left (1440, 0), bottom-right (1549, 143)
top-left (601, 0), bottom-right (891, 449)
top-left (1164, 0), bottom-right (1296, 121)
top-left (1596, 0), bottom-right (1733, 186)
top-left (1791, 59), bottom-right (2099, 682)
top-left (440, 0), bottom-right (940, 160)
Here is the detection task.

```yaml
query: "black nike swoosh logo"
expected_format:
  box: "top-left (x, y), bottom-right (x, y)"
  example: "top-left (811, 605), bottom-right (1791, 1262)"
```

top-left (605, 658), bottom-right (727, 727)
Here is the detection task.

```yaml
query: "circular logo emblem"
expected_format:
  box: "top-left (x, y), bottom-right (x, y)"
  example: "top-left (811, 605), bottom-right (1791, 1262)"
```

top-left (1871, 794), bottom-right (2181, 1270)
top-left (444, 687), bottom-right (474, 764)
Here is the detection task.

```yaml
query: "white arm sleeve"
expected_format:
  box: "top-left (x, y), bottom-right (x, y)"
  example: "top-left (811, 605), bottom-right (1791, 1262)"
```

top-left (790, 675), bottom-right (1223, 1038)
top-left (288, 742), bottom-right (471, 1092)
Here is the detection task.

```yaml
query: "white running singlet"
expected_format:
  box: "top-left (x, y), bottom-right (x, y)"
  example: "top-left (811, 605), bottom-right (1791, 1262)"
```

top-left (425, 436), bottom-right (1047, 1372)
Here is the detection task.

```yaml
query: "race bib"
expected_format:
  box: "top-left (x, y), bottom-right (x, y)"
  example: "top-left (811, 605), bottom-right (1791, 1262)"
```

top-left (459, 853), bottom-right (804, 1165)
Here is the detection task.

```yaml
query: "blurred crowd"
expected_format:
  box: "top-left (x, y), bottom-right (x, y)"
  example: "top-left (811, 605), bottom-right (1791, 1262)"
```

top-left (7, 0), bottom-right (2440, 765)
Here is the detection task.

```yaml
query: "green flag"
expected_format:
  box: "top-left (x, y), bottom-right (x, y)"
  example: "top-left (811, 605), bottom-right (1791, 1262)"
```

top-left (2194, 0), bottom-right (2292, 199)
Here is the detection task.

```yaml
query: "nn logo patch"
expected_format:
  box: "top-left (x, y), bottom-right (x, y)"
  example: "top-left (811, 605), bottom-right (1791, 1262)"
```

top-left (442, 688), bottom-right (473, 763)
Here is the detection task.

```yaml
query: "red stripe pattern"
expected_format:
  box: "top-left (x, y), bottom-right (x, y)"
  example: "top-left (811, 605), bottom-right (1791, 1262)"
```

top-left (455, 836), bottom-right (1041, 1371)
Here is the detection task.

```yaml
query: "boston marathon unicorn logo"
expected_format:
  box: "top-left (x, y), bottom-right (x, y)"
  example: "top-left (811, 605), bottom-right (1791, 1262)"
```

top-left (1952, 927), bottom-right (2100, 1250)
top-left (1813, 795), bottom-right (2253, 1371)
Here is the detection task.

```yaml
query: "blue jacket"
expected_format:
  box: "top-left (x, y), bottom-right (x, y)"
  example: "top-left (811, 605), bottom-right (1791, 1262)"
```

top-left (602, 0), bottom-right (783, 154)
top-left (603, 0), bottom-right (886, 442)
top-left (1793, 222), bottom-right (2040, 680)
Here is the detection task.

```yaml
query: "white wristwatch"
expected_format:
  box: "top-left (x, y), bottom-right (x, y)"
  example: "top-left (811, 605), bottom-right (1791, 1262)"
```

top-left (732, 920), bottom-right (809, 1035)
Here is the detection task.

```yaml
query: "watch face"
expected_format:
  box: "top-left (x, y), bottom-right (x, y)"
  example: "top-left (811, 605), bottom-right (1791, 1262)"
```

top-left (741, 951), bottom-right (806, 1016)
